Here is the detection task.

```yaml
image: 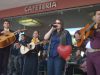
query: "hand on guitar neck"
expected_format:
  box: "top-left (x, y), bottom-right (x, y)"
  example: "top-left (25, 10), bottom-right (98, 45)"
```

top-left (74, 22), bottom-right (96, 47)
top-left (0, 29), bottom-right (26, 35)
top-left (14, 29), bottom-right (27, 34)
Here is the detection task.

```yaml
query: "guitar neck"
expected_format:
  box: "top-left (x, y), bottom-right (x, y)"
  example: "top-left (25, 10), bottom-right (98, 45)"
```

top-left (86, 22), bottom-right (96, 32)
top-left (36, 40), bottom-right (49, 45)
top-left (37, 41), bottom-right (44, 45)
top-left (14, 29), bottom-right (27, 34)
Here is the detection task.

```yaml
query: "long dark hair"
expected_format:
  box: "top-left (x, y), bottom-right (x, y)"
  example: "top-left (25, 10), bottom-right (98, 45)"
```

top-left (53, 19), bottom-right (64, 36)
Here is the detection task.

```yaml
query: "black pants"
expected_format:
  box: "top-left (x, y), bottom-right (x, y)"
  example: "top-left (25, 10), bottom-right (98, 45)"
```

top-left (0, 46), bottom-right (10, 75)
top-left (22, 53), bottom-right (38, 75)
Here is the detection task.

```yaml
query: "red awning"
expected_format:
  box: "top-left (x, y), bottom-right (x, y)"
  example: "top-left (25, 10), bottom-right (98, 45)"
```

top-left (0, 0), bottom-right (100, 18)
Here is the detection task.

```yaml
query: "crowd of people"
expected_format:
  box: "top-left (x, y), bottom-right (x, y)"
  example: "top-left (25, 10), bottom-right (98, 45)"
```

top-left (0, 9), bottom-right (100, 75)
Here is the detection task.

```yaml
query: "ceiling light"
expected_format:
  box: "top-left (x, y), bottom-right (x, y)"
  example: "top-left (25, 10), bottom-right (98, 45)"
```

top-left (19, 18), bottom-right (40, 26)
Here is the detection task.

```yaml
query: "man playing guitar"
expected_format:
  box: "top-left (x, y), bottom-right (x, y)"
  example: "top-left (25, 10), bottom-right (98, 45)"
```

top-left (0, 19), bottom-right (26, 75)
top-left (0, 19), bottom-right (18, 75)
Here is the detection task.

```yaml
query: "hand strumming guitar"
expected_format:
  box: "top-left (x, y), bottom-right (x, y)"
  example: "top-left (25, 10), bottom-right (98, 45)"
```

top-left (1, 30), bottom-right (9, 34)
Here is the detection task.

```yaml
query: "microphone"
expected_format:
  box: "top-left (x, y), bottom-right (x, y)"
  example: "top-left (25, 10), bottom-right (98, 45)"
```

top-left (49, 24), bottom-right (57, 28)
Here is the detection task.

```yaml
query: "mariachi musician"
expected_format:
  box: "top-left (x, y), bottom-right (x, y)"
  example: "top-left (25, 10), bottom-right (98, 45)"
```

top-left (0, 19), bottom-right (26, 75)
top-left (86, 10), bottom-right (100, 75)
top-left (22, 30), bottom-right (43, 75)
top-left (0, 19), bottom-right (20, 75)
top-left (74, 10), bottom-right (100, 75)
top-left (74, 22), bottom-right (94, 75)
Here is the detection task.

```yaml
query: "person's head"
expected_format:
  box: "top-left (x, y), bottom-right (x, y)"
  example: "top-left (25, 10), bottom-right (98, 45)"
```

top-left (93, 10), bottom-right (100, 24)
top-left (21, 34), bottom-right (26, 41)
top-left (54, 19), bottom-right (64, 31)
top-left (3, 19), bottom-right (11, 29)
top-left (33, 31), bottom-right (39, 38)
top-left (76, 50), bottom-right (81, 57)
top-left (74, 30), bottom-right (81, 41)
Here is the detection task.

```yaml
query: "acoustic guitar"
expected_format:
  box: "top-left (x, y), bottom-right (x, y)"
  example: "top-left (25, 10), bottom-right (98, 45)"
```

top-left (20, 42), bottom-right (35, 55)
top-left (76, 22), bottom-right (96, 47)
top-left (0, 29), bottom-right (26, 48)
top-left (20, 41), bottom-right (44, 55)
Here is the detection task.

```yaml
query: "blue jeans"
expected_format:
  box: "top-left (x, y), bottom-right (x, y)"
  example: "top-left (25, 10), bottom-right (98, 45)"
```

top-left (47, 56), bottom-right (66, 75)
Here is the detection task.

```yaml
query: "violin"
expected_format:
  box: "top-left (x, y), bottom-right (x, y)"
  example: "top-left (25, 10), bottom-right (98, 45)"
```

top-left (76, 22), bottom-right (96, 47)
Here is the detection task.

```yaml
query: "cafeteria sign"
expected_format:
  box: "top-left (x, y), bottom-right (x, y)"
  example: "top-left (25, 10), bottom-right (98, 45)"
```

top-left (25, 1), bottom-right (57, 14)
